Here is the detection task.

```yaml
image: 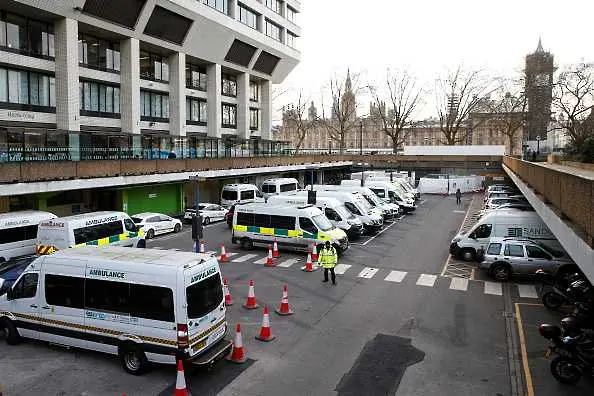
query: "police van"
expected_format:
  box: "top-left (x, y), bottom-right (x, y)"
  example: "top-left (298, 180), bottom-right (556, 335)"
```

top-left (35, 211), bottom-right (146, 255)
top-left (261, 178), bottom-right (300, 199)
top-left (0, 211), bottom-right (57, 262)
top-left (0, 246), bottom-right (231, 374)
top-left (232, 203), bottom-right (349, 253)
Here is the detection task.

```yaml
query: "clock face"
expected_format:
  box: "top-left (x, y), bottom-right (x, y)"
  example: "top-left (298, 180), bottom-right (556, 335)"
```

top-left (534, 73), bottom-right (549, 86)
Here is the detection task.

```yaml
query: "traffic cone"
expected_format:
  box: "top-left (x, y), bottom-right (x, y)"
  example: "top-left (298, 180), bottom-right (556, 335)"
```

top-left (302, 251), bottom-right (316, 272)
top-left (199, 240), bottom-right (205, 254)
top-left (242, 280), bottom-right (259, 309)
top-left (219, 244), bottom-right (228, 262)
top-left (266, 244), bottom-right (275, 267)
top-left (174, 360), bottom-right (188, 396)
top-left (227, 323), bottom-right (247, 364)
top-left (255, 306), bottom-right (276, 342)
top-left (275, 284), bottom-right (294, 316)
top-left (272, 239), bottom-right (280, 258)
top-left (311, 244), bottom-right (318, 262)
top-left (223, 278), bottom-right (233, 306)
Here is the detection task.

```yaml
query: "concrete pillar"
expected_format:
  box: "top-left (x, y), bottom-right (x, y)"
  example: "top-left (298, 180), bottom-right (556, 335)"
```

top-left (207, 63), bottom-right (221, 139)
top-left (169, 52), bottom-right (186, 136)
top-left (120, 38), bottom-right (140, 135)
top-left (261, 79), bottom-right (272, 140)
top-left (237, 72), bottom-right (250, 139)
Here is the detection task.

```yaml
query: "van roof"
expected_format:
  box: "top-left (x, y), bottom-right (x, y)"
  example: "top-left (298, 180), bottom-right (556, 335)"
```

top-left (480, 210), bottom-right (540, 220)
top-left (223, 184), bottom-right (257, 189)
top-left (49, 246), bottom-right (211, 268)
top-left (262, 178), bottom-right (298, 184)
top-left (0, 210), bottom-right (55, 222)
top-left (236, 202), bottom-right (321, 214)
top-left (49, 211), bottom-right (127, 222)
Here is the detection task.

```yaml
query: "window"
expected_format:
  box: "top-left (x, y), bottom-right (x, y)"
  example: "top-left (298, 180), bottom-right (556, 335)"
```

top-left (221, 190), bottom-right (238, 201)
top-left (0, 224), bottom-right (38, 244)
top-left (186, 97), bottom-right (207, 124)
top-left (186, 63), bottom-right (207, 90)
top-left (472, 224), bottom-right (492, 239)
top-left (240, 190), bottom-right (255, 200)
top-left (265, 0), bottom-right (282, 14)
top-left (222, 103), bottom-right (237, 127)
top-left (249, 81), bottom-right (259, 101)
top-left (325, 208), bottom-right (341, 221)
top-left (279, 183), bottom-right (296, 192)
top-left (526, 245), bottom-right (552, 260)
top-left (203, 0), bottom-right (228, 14)
top-left (0, 67), bottom-right (55, 110)
top-left (286, 6), bottom-right (297, 22)
top-left (79, 80), bottom-right (120, 115)
top-left (504, 244), bottom-right (525, 257)
top-left (265, 19), bottom-right (282, 42)
top-left (78, 33), bottom-right (120, 71)
top-left (139, 51), bottom-right (169, 81)
top-left (85, 278), bottom-right (129, 313)
top-left (0, 12), bottom-right (54, 58)
top-left (140, 90), bottom-right (169, 120)
top-left (222, 73), bottom-right (237, 96)
top-left (299, 217), bottom-right (317, 234)
top-left (11, 273), bottom-right (38, 299)
top-left (45, 275), bottom-right (84, 308)
top-left (186, 272), bottom-right (223, 318)
top-left (237, 4), bottom-right (258, 30)
top-left (371, 188), bottom-right (385, 198)
top-left (124, 218), bottom-right (136, 231)
top-left (250, 108), bottom-right (259, 130)
top-left (236, 212), bottom-right (254, 226)
top-left (486, 243), bottom-right (502, 255)
top-left (286, 31), bottom-right (297, 49)
top-left (344, 201), bottom-right (362, 216)
top-left (73, 220), bottom-right (124, 245)
top-left (261, 184), bottom-right (275, 194)
top-left (129, 284), bottom-right (174, 322)
top-left (269, 215), bottom-right (295, 230)
top-left (312, 215), bottom-right (333, 231)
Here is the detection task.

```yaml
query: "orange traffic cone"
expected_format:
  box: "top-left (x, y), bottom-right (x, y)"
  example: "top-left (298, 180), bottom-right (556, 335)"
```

top-left (227, 323), bottom-right (247, 364)
top-left (272, 239), bottom-right (280, 258)
top-left (266, 244), bottom-right (275, 267)
top-left (243, 280), bottom-right (259, 309)
top-left (302, 251), bottom-right (316, 272)
top-left (219, 244), bottom-right (228, 262)
top-left (223, 278), bottom-right (233, 306)
top-left (255, 306), bottom-right (276, 342)
top-left (174, 360), bottom-right (188, 396)
top-left (199, 240), bottom-right (205, 253)
top-left (311, 244), bottom-right (318, 262)
top-left (275, 284), bottom-right (294, 316)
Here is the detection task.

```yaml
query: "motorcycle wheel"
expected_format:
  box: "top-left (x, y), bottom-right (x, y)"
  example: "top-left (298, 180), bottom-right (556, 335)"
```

top-left (550, 356), bottom-right (582, 384)
top-left (542, 291), bottom-right (565, 310)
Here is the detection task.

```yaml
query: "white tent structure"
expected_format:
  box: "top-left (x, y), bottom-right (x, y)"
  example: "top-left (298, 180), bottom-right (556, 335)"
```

top-left (417, 175), bottom-right (484, 195)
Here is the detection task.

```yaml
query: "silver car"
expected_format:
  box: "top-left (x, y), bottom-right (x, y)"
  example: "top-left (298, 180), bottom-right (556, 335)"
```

top-left (183, 203), bottom-right (228, 225)
top-left (479, 237), bottom-right (577, 281)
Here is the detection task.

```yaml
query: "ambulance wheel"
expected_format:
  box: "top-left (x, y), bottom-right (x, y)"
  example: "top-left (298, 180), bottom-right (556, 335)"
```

top-left (120, 343), bottom-right (149, 375)
top-left (240, 238), bottom-right (253, 250)
top-left (146, 229), bottom-right (155, 239)
top-left (1, 319), bottom-right (21, 345)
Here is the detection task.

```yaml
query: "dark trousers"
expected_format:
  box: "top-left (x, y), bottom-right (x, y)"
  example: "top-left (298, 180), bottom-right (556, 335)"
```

top-left (456, 196), bottom-right (461, 204)
top-left (324, 267), bottom-right (336, 284)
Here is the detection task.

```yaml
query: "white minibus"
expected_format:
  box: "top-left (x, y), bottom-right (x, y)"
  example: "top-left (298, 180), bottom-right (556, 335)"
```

top-left (0, 211), bottom-right (57, 262)
top-left (261, 178), bottom-right (300, 199)
top-left (220, 184), bottom-right (265, 208)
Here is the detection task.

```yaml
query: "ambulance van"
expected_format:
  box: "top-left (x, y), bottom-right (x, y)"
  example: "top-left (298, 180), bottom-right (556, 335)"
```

top-left (0, 211), bottom-right (57, 262)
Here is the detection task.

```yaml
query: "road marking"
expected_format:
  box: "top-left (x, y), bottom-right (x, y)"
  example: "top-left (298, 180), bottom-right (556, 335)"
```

top-left (416, 274), bottom-right (437, 287)
top-left (440, 198), bottom-right (474, 277)
top-left (218, 252), bottom-right (238, 260)
top-left (151, 246), bottom-right (164, 250)
top-left (517, 284), bottom-right (538, 299)
top-left (418, 200), bottom-right (426, 205)
top-left (172, 248), bottom-right (181, 251)
top-left (384, 270), bottom-right (407, 283)
top-left (449, 277), bottom-right (469, 291)
top-left (358, 267), bottom-right (379, 279)
top-left (515, 303), bottom-right (535, 396)
top-left (253, 256), bottom-right (269, 264)
top-left (397, 215), bottom-right (405, 220)
top-left (232, 254), bottom-right (257, 263)
top-left (361, 221), bottom-right (397, 246)
top-left (277, 258), bottom-right (300, 268)
top-left (484, 281), bottom-right (502, 295)
top-left (453, 210), bottom-right (466, 214)
top-left (334, 264), bottom-right (351, 274)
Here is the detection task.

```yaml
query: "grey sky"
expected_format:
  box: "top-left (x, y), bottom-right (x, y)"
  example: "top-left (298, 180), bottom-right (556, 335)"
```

top-left (276, 0), bottom-right (594, 122)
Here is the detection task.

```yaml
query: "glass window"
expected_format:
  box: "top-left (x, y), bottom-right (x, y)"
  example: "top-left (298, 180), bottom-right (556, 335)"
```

top-left (486, 243), bottom-right (502, 255)
top-left (221, 190), bottom-right (237, 201)
top-left (73, 220), bottom-right (124, 245)
top-left (526, 245), bottom-right (552, 260)
top-left (269, 215), bottom-right (295, 230)
top-left (299, 217), bottom-right (317, 234)
top-left (473, 224), bottom-right (492, 238)
top-left (237, 4), bottom-right (258, 29)
top-left (45, 275), bottom-right (84, 308)
top-left (186, 273), bottom-right (223, 319)
top-left (113, 87), bottom-right (120, 113)
top-left (504, 244), bottom-right (525, 257)
top-left (287, 31), bottom-right (297, 49)
top-left (204, 0), bottom-right (229, 14)
top-left (222, 103), bottom-right (237, 127)
top-left (106, 86), bottom-right (113, 113)
top-left (240, 190), bottom-right (254, 200)
top-left (12, 273), bottom-right (38, 299)
top-left (186, 64), bottom-right (207, 90)
top-left (344, 201), bottom-right (362, 216)
top-left (129, 284), bottom-right (174, 322)
top-left (287, 6), bottom-right (297, 22)
top-left (199, 101), bottom-right (207, 122)
top-left (250, 108), bottom-right (259, 130)
top-left (39, 75), bottom-right (49, 106)
top-left (99, 85), bottom-right (106, 112)
top-left (265, 0), bottom-right (282, 14)
top-left (139, 50), bottom-right (151, 78)
top-left (249, 81), bottom-right (259, 101)
top-left (140, 90), bottom-right (169, 119)
top-left (90, 82), bottom-right (99, 111)
top-left (0, 20), bottom-right (5, 47)
top-left (5, 13), bottom-right (26, 51)
top-left (29, 72), bottom-right (39, 105)
top-left (265, 19), bottom-right (282, 42)
top-left (49, 77), bottom-right (55, 107)
top-left (85, 278), bottom-right (129, 313)
top-left (0, 68), bottom-right (6, 102)
top-left (19, 70), bottom-right (28, 104)
top-left (222, 74), bottom-right (237, 96)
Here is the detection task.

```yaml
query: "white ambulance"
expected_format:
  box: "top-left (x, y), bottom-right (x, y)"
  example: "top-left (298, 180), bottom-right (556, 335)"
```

top-left (0, 211), bottom-right (57, 262)
top-left (0, 246), bottom-right (231, 374)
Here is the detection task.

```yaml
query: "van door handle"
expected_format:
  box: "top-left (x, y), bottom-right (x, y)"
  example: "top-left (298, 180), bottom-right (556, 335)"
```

top-left (30, 304), bottom-right (38, 308)
top-left (527, 259), bottom-right (533, 262)
top-left (42, 306), bottom-right (51, 310)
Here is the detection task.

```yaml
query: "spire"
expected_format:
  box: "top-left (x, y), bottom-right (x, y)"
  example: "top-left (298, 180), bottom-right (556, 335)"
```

top-left (345, 68), bottom-right (352, 92)
top-left (535, 37), bottom-right (544, 53)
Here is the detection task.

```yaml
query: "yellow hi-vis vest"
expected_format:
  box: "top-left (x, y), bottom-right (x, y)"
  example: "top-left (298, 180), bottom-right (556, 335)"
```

top-left (319, 246), bottom-right (337, 269)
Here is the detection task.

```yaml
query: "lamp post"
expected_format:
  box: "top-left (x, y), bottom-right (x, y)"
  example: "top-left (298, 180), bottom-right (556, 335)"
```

top-left (536, 135), bottom-right (541, 156)
top-left (359, 119), bottom-right (363, 156)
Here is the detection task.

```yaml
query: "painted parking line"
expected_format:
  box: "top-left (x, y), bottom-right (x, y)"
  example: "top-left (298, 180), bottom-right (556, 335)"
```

top-left (514, 303), bottom-right (538, 396)
top-left (232, 254), bottom-right (257, 263)
top-left (218, 252), bottom-right (238, 260)
top-left (384, 270), bottom-right (407, 283)
top-left (449, 277), bottom-right (469, 291)
top-left (277, 258), bottom-right (300, 268)
top-left (417, 200), bottom-right (426, 205)
top-left (253, 256), bottom-right (269, 265)
top-left (517, 284), bottom-right (538, 299)
top-left (361, 221), bottom-right (397, 246)
top-left (334, 264), bottom-right (352, 274)
top-left (357, 267), bottom-right (379, 279)
top-left (416, 274), bottom-right (437, 287)
top-left (484, 281), bottom-right (503, 296)
top-left (453, 210), bottom-right (466, 214)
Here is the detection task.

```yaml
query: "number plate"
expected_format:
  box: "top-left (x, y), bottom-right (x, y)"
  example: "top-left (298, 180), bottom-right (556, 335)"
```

top-left (544, 347), bottom-right (552, 359)
top-left (192, 340), bottom-right (207, 353)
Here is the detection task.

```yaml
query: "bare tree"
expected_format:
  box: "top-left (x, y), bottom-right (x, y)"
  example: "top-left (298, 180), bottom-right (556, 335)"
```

top-left (490, 77), bottom-right (527, 155)
top-left (435, 67), bottom-right (497, 145)
top-left (552, 62), bottom-right (594, 158)
top-left (369, 70), bottom-right (425, 153)
top-left (318, 70), bottom-right (363, 154)
top-left (282, 91), bottom-right (315, 154)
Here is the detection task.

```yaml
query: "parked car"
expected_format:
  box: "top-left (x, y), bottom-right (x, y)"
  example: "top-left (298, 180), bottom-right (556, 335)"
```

top-left (479, 237), bottom-right (577, 281)
top-left (484, 197), bottom-right (524, 210)
top-left (184, 203), bottom-right (228, 225)
top-left (131, 212), bottom-right (182, 239)
top-left (477, 202), bottom-right (535, 218)
top-left (0, 255), bottom-right (36, 296)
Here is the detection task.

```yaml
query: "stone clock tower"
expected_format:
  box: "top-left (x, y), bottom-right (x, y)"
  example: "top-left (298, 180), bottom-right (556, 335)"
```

top-left (525, 38), bottom-right (554, 140)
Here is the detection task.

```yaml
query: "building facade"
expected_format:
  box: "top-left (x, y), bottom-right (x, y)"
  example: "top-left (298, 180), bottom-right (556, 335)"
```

top-left (525, 38), bottom-right (554, 141)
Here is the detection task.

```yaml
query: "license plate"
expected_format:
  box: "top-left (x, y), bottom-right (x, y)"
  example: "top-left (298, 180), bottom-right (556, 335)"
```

top-left (544, 347), bottom-right (553, 359)
top-left (192, 340), bottom-right (207, 353)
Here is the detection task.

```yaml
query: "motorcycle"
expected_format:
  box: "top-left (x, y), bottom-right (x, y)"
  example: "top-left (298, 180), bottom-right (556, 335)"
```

top-left (536, 270), bottom-right (591, 310)
top-left (539, 323), bottom-right (594, 384)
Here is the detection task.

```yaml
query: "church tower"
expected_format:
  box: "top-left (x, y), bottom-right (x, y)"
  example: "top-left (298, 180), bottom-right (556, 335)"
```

top-left (340, 69), bottom-right (356, 121)
top-left (525, 38), bottom-right (554, 140)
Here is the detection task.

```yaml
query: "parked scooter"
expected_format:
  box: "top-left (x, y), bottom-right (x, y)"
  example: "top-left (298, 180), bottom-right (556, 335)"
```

top-left (536, 270), bottom-right (592, 310)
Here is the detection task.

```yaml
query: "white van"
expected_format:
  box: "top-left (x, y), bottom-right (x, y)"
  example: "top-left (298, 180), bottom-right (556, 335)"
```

top-left (351, 172), bottom-right (420, 198)
top-left (220, 184), bottom-right (265, 208)
top-left (267, 194), bottom-right (364, 239)
top-left (361, 180), bottom-right (417, 213)
top-left (36, 211), bottom-right (146, 255)
top-left (0, 246), bottom-right (231, 374)
top-left (450, 211), bottom-right (563, 261)
top-left (261, 178), bottom-right (300, 199)
top-left (334, 182), bottom-right (401, 219)
top-left (294, 190), bottom-right (383, 234)
top-left (232, 203), bottom-right (349, 253)
top-left (0, 211), bottom-right (57, 262)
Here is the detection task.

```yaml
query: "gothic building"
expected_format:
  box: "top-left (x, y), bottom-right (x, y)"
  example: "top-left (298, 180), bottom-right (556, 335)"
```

top-left (525, 38), bottom-right (554, 140)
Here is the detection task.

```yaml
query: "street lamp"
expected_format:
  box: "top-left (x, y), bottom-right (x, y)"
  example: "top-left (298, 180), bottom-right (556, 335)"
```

top-left (536, 135), bottom-right (541, 156)
top-left (359, 119), bottom-right (363, 156)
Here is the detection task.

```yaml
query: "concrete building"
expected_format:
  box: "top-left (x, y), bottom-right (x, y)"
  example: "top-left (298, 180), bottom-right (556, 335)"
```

top-left (0, 0), bottom-right (301, 214)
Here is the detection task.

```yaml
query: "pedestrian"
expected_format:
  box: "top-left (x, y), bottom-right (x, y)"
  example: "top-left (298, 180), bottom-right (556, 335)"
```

top-left (319, 241), bottom-right (338, 285)
top-left (455, 188), bottom-right (461, 205)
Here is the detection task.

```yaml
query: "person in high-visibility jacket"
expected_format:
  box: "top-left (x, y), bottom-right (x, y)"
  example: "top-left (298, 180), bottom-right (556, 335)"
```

top-left (319, 241), bottom-right (338, 285)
